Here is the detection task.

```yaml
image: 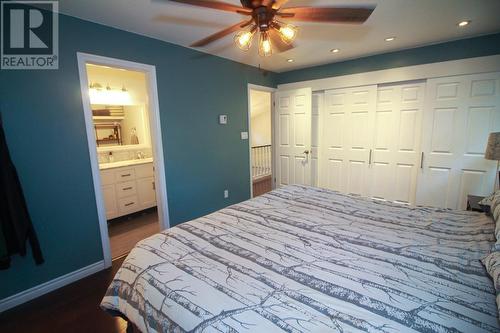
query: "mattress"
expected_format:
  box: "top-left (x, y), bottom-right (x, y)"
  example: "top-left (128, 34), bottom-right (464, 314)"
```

top-left (101, 185), bottom-right (499, 332)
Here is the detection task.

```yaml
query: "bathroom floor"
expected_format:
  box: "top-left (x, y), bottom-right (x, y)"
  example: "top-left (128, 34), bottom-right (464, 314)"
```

top-left (108, 207), bottom-right (159, 259)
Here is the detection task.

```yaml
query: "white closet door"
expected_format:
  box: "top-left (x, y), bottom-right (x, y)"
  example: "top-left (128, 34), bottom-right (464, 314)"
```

top-left (311, 93), bottom-right (323, 187)
top-left (368, 82), bottom-right (425, 205)
top-left (275, 88), bottom-right (312, 187)
top-left (416, 72), bottom-right (500, 209)
top-left (321, 85), bottom-right (377, 195)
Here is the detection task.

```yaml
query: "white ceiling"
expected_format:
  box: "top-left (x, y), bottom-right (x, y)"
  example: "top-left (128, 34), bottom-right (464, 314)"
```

top-left (58, 0), bottom-right (500, 72)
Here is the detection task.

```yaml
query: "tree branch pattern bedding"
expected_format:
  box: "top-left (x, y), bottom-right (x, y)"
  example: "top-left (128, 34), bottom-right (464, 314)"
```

top-left (101, 185), bottom-right (499, 333)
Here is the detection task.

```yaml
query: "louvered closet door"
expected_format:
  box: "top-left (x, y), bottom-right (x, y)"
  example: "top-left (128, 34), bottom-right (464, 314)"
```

top-left (368, 82), bottom-right (425, 205)
top-left (321, 86), bottom-right (377, 195)
top-left (275, 88), bottom-right (312, 187)
top-left (416, 72), bottom-right (500, 209)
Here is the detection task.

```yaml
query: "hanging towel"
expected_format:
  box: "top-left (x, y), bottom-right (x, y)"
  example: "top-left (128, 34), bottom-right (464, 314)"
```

top-left (0, 112), bottom-right (44, 269)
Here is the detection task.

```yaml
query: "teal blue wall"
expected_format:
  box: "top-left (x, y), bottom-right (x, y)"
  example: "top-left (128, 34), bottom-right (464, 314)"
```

top-left (0, 13), bottom-right (275, 299)
top-left (2, 10), bottom-right (499, 303)
top-left (277, 33), bottom-right (500, 84)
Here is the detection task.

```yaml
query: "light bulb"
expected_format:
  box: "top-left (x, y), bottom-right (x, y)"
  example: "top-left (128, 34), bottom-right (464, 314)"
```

top-left (278, 23), bottom-right (297, 44)
top-left (258, 32), bottom-right (272, 57)
top-left (234, 28), bottom-right (255, 51)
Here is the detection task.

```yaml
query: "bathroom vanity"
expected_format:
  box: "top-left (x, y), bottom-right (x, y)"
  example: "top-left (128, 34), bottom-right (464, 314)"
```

top-left (99, 158), bottom-right (156, 220)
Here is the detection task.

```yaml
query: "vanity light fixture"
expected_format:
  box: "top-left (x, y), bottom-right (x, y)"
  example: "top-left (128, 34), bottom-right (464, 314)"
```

top-left (458, 20), bottom-right (470, 27)
top-left (385, 37), bottom-right (396, 42)
top-left (88, 82), bottom-right (132, 106)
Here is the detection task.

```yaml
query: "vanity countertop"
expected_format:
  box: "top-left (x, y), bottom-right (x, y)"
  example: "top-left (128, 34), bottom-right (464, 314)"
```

top-left (99, 157), bottom-right (153, 170)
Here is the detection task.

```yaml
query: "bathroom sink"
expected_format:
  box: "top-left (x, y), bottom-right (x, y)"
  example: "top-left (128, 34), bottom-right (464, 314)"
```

top-left (99, 157), bottom-right (153, 170)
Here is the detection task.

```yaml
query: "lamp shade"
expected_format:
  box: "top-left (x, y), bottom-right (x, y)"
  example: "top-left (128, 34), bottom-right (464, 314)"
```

top-left (485, 132), bottom-right (500, 160)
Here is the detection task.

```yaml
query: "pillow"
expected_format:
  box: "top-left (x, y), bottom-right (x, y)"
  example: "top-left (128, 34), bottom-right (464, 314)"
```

top-left (479, 190), bottom-right (500, 207)
top-left (481, 251), bottom-right (500, 316)
top-left (495, 204), bottom-right (500, 222)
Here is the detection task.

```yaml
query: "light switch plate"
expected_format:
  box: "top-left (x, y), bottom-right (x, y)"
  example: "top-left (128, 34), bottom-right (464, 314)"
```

top-left (240, 131), bottom-right (248, 140)
top-left (219, 115), bottom-right (227, 125)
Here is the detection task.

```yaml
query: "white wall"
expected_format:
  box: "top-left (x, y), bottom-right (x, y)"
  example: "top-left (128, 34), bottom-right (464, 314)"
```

top-left (86, 64), bottom-right (147, 104)
top-left (251, 112), bottom-right (271, 146)
top-left (250, 90), bottom-right (271, 147)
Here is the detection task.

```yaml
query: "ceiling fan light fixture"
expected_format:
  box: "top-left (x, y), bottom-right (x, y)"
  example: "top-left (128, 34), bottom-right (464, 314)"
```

top-left (258, 31), bottom-right (273, 57)
top-left (274, 21), bottom-right (298, 45)
top-left (234, 26), bottom-right (256, 51)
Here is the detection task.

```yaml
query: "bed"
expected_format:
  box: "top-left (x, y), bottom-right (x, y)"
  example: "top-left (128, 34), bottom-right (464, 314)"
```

top-left (101, 185), bottom-right (500, 333)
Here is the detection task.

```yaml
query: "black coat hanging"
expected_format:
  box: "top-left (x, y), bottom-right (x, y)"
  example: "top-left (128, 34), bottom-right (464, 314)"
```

top-left (0, 112), bottom-right (43, 269)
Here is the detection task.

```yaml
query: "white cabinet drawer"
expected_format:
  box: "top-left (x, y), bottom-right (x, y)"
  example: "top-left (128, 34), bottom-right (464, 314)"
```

top-left (116, 180), bottom-right (137, 198)
top-left (135, 163), bottom-right (154, 178)
top-left (118, 195), bottom-right (139, 214)
top-left (115, 168), bottom-right (135, 182)
top-left (100, 169), bottom-right (115, 186)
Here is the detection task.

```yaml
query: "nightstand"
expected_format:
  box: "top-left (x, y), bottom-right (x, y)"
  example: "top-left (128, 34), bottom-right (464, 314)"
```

top-left (467, 195), bottom-right (488, 213)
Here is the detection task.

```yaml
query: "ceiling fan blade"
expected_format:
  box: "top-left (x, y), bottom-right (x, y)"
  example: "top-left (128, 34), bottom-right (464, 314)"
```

top-left (270, 0), bottom-right (289, 10)
top-left (168, 0), bottom-right (252, 15)
top-left (190, 19), bottom-right (253, 47)
top-left (240, 0), bottom-right (264, 9)
top-left (268, 29), bottom-right (294, 53)
top-left (278, 6), bottom-right (375, 23)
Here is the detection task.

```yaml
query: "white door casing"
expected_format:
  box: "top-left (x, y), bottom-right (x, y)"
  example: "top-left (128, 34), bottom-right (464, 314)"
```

top-left (368, 81), bottom-right (425, 205)
top-left (275, 88), bottom-right (312, 187)
top-left (416, 72), bottom-right (500, 209)
top-left (77, 52), bottom-right (170, 268)
top-left (320, 85), bottom-right (377, 195)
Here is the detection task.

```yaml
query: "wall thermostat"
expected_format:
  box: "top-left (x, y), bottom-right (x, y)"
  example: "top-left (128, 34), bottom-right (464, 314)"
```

top-left (219, 115), bottom-right (227, 125)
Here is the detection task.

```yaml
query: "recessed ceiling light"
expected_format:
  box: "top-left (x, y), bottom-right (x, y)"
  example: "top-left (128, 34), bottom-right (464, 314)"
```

top-left (458, 20), bottom-right (470, 27)
top-left (287, 58), bottom-right (294, 63)
top-left (385, 37), bottom-right (396, 42)
top-left (330, 48), bottom-right (340, 53)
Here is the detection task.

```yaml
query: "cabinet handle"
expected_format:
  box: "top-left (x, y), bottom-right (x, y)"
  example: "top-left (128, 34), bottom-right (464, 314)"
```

top-left (125, 202), bottom-right (135, 207)
top-left (123, 187), bottom-right (133, 191)
top-left (152, 181), bottom-right (155, 190)
top-left (121, 173), bottom-right (131, 177)
top-left (420, 152), bottom-right (424, 169)
top-left (368, 149), bottom-right (372, 165)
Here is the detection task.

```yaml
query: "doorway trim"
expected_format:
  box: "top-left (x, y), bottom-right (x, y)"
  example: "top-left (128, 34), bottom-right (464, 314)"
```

top-left (247, 84), bottom-right (276, 198)
top-left (77, 52), bottom-right (170, 268)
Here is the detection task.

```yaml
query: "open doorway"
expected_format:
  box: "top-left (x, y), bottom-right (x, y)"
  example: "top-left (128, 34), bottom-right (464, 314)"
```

top-left (248, 86), bottom-right (274, 197)
top-left (77, 53), bottom-right (169, 267)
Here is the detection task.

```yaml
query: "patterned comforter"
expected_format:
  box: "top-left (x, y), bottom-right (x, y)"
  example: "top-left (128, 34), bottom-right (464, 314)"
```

top-left (101, 185), bottom-right (499, 333)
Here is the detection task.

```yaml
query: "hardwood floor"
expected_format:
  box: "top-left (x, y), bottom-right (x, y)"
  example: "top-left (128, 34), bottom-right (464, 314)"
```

top-left (108, 208), bottom-right (159, 259)
top-left (252, 175), bottom-right (272, 197)
top-left (0, 257), bottom-right (128, 333)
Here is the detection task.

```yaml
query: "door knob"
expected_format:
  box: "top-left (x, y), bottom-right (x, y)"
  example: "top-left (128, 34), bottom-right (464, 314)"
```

top-left (303, 150), bottom-right (310, 155)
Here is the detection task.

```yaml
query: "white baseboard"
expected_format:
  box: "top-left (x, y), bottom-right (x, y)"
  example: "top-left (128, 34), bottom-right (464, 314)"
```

top-left (0, 260), bottom-right (105, 313)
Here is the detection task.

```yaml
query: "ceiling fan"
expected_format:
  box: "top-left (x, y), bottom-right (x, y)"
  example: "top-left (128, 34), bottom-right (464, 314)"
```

top-left (165, 0), bottom-right (376, 57)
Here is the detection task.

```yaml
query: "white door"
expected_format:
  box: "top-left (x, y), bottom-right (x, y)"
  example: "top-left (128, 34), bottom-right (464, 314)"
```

top-left (320, 85), bottom-right (377, 195)
top-left (275, 88), bottom-right (312, 187)
top-left (368, 82), bottom-right (425, 204)
top-left (416, 72), bottom-right (500, 209)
